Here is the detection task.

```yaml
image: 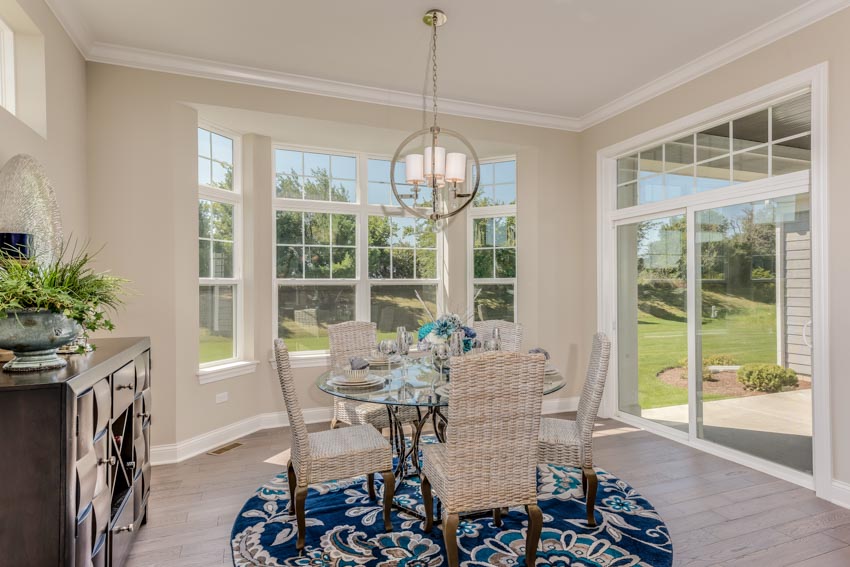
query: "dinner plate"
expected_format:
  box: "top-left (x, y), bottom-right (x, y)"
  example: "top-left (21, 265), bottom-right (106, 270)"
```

top-left (369, 355), bottom-right (401, 366)
top-left (328, 375), bottom-right (384, 388)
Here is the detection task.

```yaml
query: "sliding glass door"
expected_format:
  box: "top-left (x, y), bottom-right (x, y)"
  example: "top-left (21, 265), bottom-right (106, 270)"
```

top-left (695, 194), bottom-right (812, 473)
top-left (615, 192), bottom-right (814, 473)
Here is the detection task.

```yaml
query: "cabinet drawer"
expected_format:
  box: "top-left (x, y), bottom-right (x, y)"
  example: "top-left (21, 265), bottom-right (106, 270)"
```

top-left (111, 362), bottom-right (136, 419)
top-left (110, 488), bottom-right (135, 567)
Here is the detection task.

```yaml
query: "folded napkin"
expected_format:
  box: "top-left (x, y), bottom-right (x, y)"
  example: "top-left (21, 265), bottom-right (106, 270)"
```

top-left (528, 347), bottom-right (550, 360)
top-left (349, 357), bottom-right (370, 370)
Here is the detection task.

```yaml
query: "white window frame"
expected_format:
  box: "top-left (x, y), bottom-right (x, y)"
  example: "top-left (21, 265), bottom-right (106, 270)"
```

top-left (197, 124), bottom-right (247, 377)
top-left (467, 156), bottom-right (518, 322)
top-left (596, 64), bottom-right (831, 499)
top-left (271, 144), bottom-right (444, 363)
top-left (0, 16), bottom-right (15, 114)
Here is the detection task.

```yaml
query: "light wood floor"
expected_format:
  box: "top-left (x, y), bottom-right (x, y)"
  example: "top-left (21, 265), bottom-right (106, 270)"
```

top-left (127, 416), bottom-right (850, 567)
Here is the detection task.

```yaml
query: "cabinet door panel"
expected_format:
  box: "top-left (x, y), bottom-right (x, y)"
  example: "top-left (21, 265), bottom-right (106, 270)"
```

top-left (75, 507), bottom-right (93, 567)
top-left (76, 389), bottom-right (94, 458)
top-left (110, 488), bottom-right (135, 567)
top-left (93, 432), bottom-right (109, 496)
top-left (135, 351), bottom-right (150, 393)
top-left (92, 379), bottom-right (111, 435)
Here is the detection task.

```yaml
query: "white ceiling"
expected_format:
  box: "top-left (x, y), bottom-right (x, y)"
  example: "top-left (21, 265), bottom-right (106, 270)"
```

top-left (51, 0), bottom-right (849, 129)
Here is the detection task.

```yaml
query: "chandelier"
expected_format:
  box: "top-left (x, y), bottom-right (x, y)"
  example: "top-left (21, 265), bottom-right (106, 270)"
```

top-left (390, 9), bottom-right (480, 222)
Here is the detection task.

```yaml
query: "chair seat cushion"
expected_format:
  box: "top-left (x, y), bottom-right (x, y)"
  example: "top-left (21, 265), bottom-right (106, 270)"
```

top-left (538, 417), bottom-right (584, 467)
top-left (335, 400), bottom-right (420, 428)
top-left (307, 425), bottom-right (393, 485)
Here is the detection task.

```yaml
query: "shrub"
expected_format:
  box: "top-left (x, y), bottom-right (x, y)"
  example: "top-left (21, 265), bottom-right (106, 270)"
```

top-left (704, 353), bottom-right (737, 366)
top-left (737, 364), bottom-right (798, 393)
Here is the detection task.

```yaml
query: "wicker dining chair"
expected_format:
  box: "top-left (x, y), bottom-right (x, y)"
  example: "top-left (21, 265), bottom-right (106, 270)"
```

top-left (473, 320), bottom-right (524, 352)
top-left (420, 351), bottom-right (546, 567)
top-left (273, 339), bottom-right (395, 551)
top-left (327, 321), bottom-right (418, 430)
top-left (538, 332), bottom-right (611, 527)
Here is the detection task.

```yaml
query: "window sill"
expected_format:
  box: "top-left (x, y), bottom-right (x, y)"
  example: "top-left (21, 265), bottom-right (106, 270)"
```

top-left (269, 352), bottom-right (331, 369)
top-left (197, 360), bottom-right (259, 384)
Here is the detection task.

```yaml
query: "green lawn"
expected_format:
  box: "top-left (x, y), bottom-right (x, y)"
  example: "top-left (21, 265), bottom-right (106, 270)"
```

top-left (199, 334), bottom-right (235, 364)
top-left (637, 297), bottom-right (777, 409)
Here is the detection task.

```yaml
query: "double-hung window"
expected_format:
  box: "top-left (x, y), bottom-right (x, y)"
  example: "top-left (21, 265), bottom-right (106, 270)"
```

top-left (0, 16), bottom-right (15, 114)
top-left (197, 126), bottom-right (243, 367)
top-left (468, 158), bottom-right (517, 322)
top-left (274, 149), bottom-right (440, 354)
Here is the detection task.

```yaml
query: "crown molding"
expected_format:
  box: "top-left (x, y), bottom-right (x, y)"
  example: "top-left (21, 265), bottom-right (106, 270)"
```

top-left (45, 0), bottom-right (850, 132)
top-left (579, 0), bottom-right (850, 129)
top-left (86, 42), bottom-right (584, 131)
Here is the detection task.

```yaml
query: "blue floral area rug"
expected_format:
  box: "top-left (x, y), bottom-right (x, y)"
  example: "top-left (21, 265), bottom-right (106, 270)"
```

top-left (231, 441), bottom-right (673, 566)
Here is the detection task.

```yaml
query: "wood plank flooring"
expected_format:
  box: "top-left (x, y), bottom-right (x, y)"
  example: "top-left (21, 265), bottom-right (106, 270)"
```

top-left (126, 416), bottom-right (850, 567)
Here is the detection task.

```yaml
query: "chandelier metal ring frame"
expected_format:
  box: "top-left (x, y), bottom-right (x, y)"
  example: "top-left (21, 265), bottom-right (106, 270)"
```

top-left (389, 8), bottom-right (481, 223)
top-left (389, 127), bottom-right (480, 221)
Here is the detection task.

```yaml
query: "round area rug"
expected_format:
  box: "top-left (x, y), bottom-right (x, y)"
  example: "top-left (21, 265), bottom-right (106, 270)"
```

top-left (231, 440), bottom-right (673, 566)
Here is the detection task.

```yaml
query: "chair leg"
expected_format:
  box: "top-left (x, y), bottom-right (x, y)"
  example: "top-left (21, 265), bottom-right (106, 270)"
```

top-left (381, 471), bottom-right (394, 532)
top-left (367, 473), bottom-right (377, 501)
top-left (525, 504), bottom-right (543, 567)
top-left (443, 513), bottom-right (460, 567)
top-left (581, 468), bottom-right (588, 496)
top-left (493, 507), bottom-right (502, 527)
top-left (294, 486), bottom-right (308, 551)
top-left (583, 466), bottom-right (598, 527)
top-left (329, 417), bottom-right (339, 429)
top-left (421, 475), bottom-right (434, 532)
top-left (286, 462), bottom-right (297, 515)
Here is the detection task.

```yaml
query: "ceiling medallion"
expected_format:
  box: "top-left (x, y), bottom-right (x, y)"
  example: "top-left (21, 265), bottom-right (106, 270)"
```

top-left (390, 9), bottom-right (480, 223)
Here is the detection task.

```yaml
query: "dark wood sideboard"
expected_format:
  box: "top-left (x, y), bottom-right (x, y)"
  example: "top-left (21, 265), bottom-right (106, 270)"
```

top-left (0, 337), bottom-right (152, 567)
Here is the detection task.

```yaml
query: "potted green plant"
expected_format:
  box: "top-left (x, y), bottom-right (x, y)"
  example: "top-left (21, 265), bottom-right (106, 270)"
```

top-left (0, 245), bottom-right (127, 371)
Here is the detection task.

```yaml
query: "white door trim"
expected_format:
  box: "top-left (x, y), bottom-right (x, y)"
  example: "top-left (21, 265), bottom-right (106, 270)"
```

top-left (596, 63), bottom-right (831, 496)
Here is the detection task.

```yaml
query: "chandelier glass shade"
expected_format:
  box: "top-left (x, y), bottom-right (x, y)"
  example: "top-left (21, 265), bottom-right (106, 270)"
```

top-left (390, 10), bottom-right (480, 222)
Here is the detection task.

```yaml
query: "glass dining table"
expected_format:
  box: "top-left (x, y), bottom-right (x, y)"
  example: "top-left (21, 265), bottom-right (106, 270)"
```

top-left (315, 355), bottom-right (566, 517)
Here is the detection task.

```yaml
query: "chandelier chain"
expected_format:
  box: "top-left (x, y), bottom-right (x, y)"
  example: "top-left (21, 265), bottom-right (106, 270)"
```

top-left (431, 19), bottom-right (438, 128)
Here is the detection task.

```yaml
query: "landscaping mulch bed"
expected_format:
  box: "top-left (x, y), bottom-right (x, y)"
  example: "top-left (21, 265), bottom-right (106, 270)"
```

top-left (656, 367), bottom-right (812, 397)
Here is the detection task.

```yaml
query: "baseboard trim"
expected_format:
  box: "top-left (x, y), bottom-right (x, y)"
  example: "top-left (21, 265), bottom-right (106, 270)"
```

top-left (151, 397), bottom-right (578, 465)
top-left (150, 407), bottom-right (332, 465)
top-left (830, 480), bottom-right (850, 510)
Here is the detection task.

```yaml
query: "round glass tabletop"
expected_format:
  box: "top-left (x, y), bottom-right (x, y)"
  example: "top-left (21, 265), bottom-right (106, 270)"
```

top-left (315, 357), bottom-right (566, 407)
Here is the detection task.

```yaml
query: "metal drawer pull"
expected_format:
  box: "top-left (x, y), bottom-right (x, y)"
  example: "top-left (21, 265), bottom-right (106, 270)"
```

top-left (114, 523), bottom-right (134, 534)
top-left (137, 412), bottom-right (151, 419)
top-left (98, 456), bottom-right (117, 466)
top-left (115, 383), bottom-right (134, 391)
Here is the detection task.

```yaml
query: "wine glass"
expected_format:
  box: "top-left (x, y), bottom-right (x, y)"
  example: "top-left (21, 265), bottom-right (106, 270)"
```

top-left (379, 339), bottom-right (398, 359)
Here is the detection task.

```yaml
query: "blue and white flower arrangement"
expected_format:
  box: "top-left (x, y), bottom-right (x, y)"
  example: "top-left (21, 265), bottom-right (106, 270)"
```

top-left (417, 313), bottom-right (476, 352)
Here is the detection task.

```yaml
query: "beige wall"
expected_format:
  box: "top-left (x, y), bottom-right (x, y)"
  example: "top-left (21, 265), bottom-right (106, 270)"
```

top-left (0, 0), bottom-right (87, 238)
top-left (578, 8), bottom-right (850, 483)
top-left (85, 63), bottom-right (586, 447)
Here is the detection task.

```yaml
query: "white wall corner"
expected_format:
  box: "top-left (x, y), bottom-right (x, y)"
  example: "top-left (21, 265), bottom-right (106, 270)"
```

top-left (43, 0), bottom-right (93, 57)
